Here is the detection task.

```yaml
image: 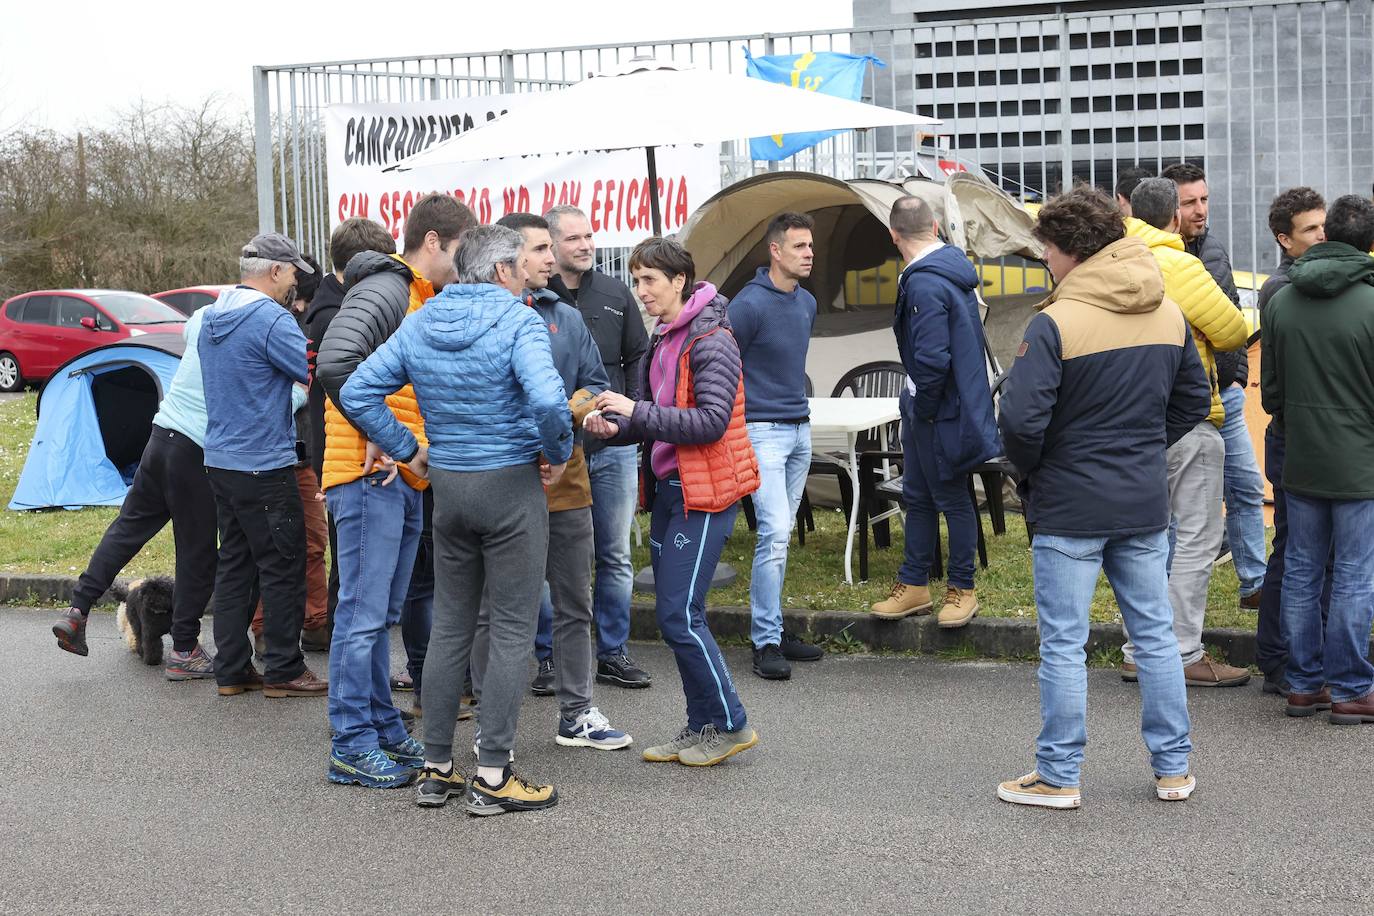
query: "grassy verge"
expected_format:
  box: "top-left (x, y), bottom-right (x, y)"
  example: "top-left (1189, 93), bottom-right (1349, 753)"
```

top-left (2, 391), bottom-right (1262, 633)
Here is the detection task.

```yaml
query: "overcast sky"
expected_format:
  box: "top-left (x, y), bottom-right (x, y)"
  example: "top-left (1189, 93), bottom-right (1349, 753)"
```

top-left (4, 0), bottom-right (853, 129)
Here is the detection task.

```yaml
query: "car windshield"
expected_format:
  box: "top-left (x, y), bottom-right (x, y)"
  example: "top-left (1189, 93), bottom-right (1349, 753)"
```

top-left (90, 293), bottom-right (187, 325)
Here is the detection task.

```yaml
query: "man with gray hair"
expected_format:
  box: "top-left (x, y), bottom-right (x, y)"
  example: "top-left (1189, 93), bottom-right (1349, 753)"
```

top-left (342, 223), bottom-right (572, 815)
top-left (542, 205), bottom-right (652, 691)
top-left (198, 232), bottom-right (328, 699)
top-left (1123, 179), bottom-right (1251, 687)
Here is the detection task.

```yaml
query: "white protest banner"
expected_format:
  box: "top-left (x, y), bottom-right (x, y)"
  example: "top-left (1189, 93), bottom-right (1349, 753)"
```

top-left (325, 96), bottom-right (721, 247)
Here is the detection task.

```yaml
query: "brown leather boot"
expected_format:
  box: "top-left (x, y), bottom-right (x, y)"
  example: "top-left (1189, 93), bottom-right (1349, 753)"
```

top-left (1285, 687), bottom-right (1332, 718)
top-left (1329, 690), bottom-right (1374, 725)
top-left (937, 587), bottom-right (979, 628)
top-left (264, 668), bottom-right (328, 698)
top-left (870, 582), bottom-right (933, 619)
top-left (1182, 653), bottom-right (1251, 687)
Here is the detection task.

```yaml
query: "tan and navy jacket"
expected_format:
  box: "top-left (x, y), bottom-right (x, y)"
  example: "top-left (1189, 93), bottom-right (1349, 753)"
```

top-left (998, 236), bottom-right (1211, 537)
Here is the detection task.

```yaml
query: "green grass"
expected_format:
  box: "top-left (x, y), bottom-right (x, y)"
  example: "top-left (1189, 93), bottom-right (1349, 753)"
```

top-left (0, 390), bottom-right (1264, 636)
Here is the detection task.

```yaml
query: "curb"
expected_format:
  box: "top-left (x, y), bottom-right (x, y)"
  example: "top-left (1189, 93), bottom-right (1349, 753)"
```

top-left (0, 573), bottom-right (1265, 668)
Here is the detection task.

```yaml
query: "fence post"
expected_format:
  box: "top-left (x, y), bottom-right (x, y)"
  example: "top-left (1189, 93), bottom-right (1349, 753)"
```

top-left (1056, 13), bottom-right (1074, 194)
top-left (253, 66), bottom-right (276, 234)
top-left (501, 50), bottom-right (516, 93)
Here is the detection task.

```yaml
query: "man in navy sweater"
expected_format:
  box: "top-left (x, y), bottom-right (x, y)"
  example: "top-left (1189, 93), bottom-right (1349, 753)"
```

top-left (729, 212), bottom-right (824, 681)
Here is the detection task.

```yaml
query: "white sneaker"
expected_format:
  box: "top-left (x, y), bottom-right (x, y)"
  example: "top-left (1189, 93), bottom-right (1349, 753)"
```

top-left (555, 706), bottom-right (633, 750)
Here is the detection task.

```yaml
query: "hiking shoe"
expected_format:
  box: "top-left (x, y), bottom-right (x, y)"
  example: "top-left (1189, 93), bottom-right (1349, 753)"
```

top-left (415, 765), bottom-right (466, 808)
top-left (253, 634), bottom-right (266, 664)
top-left (1121, 662), bottom-right (1138, 683)
top-left (457, 700), bottom-right (474, 722)
top-left (997, 771), bottom-right (1081, 809)
top-left (390, 671), bottom-right (414, 692)
top-left (679, 724), bottom-right (758, 767)
top-left (752, 643), bottom-right (791, 680)
top-left (870, 582), bottom-right (932, 619)
top-left (381, 735), bottom-right (426, 769)
top-left (937, 586), bottom-right (979, 628)
top-left (1261, 674), bottom-right (1291, 697)
top-left (1286, 687), bottom-right (1332, 718)
top-left (399, 705), bottom-right (417, 733)
top-left (217, 667), bottom-right (264, 696)
top-left (465, 766), bottom-right (558, 816)
top-left (53, 608), bottom-right (88, 657)
top-left (328, 748), bottom-right (416, 789)
top-left (1239, 590), bottom-right (1262, 611)
top-left (1155, 773), bottom-right (1196, 801)
top-left (781, 630), bottom-right (824, 662)
top-left (300, 626), bottom-right (330, 652)
top-left (1183, 653), bottom-right (1250, 687)
top-left (164, 644), bottom-right (215, 681)
top-left (1329, 690), bottom-right (1374, 725)
top-left (596, 653), bottom-right (652, 688)
top-left (530, 658), bottom-right (555, 696)
top-left (264, 668), bottom-right (328, 698)
top-left (642, 725), bottom-right (702, 763)
top-left (556, 707), bottom-right (633, 750)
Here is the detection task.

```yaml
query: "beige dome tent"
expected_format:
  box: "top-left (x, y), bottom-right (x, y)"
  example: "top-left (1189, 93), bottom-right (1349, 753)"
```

top-left (677, 170), bottom-right (1045, 396)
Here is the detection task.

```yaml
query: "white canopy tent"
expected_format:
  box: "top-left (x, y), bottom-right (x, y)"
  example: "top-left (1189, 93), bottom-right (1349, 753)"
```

top-left (387, 58), bottom-right (941, 234)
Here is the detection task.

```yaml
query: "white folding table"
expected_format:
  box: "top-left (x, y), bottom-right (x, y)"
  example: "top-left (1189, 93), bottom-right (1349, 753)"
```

top-left (807, 397), bottom-right (902, 585)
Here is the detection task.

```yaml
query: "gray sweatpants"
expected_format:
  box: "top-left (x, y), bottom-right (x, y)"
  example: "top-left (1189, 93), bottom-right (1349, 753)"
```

top-left (472, 506), bottom-right (596, 721)
top-left (1124, 421), bottom-right (1224, 667)
top-left (422, 463), bottom-right (548, 769)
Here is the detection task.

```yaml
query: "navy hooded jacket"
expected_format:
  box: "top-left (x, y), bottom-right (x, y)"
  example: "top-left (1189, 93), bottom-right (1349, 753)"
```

top-left (893, 244), bottom-right (1001, 480)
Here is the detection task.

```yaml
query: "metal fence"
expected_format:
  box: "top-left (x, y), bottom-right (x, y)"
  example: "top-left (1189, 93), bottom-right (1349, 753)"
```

top-left (254, 0), bottom-right (1374, 283)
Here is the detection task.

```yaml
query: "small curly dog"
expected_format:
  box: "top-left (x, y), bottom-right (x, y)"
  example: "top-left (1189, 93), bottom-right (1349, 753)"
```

top-left (114, 577), bottom-right (176, 666)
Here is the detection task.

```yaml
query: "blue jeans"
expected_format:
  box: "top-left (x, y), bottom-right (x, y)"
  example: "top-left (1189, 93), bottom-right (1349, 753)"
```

top-left (534, 583), bottom-right (554, 663)
top-left (1220, 385), bottom-right (1267, 596)
top-left (897, 389), bottom-right (976, 589)
top-left (588, 444), bottom-right (638, 659)
top-left (1281, 494), bottom-right (1374, 701)
top-left (746, 421), bottom-right (811, 648)
top-left (325, 474), bottom-right (423, 755)
top-left (1032, 530), bottom-right (1191, 787)
top-left (650, 479), bottom-right (747, 732)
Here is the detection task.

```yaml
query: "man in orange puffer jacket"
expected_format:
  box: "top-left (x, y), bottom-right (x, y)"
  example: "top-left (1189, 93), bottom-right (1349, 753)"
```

top-left (315, 194), bottom-right (477, 789)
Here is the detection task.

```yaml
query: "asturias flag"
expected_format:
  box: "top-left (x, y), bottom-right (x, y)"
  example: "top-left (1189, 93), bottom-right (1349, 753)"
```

top-left (744, 50), bottom-right (885, 161)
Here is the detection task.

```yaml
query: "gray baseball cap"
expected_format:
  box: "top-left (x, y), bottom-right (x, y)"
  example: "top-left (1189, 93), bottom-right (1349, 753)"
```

top-left (241, 232), bottom-right (314, 273)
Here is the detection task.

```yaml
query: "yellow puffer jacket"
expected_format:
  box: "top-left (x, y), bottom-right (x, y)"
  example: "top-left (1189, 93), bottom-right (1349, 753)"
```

top-left (321, 259), bottom-right (432, 491)
top-left (1125, 218), bottom-right (1249, 426)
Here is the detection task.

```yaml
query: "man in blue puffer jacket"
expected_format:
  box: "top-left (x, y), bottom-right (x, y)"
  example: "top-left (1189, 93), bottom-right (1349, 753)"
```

top-left (341, 225), bottom-right (572, 817)
top-left (871, 196), bottom-right (1001, 628)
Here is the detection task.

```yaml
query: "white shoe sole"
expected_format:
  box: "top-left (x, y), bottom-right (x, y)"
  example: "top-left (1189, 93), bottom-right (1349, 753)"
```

top-left (1155, 776), bottom-right (1196, 801)
top-left (555, 733), bottom-right (634, 750)
top-left (997, 784), bottom-right (1082, 808)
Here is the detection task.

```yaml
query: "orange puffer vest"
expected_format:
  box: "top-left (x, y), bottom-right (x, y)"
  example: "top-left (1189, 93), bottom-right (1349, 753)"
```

top-left (674, 329), bottom-right (759, 514)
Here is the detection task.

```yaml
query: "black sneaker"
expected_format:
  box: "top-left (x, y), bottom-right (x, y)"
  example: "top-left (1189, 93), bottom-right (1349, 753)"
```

top-left (530, 658), bottom-right (555, 696)
top-left (415, 764), bottom-right (467, 808)
top-left (596, 653), bottom-right (652, 688)
top-left (781, 630), bottom-right (824, 662)
top-left (752, 643), bottom-right (791, 680)
top-left (53, 608), bottom-right (88, 657)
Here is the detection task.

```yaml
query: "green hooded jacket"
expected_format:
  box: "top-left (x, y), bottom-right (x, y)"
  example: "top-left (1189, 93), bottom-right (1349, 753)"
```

top-left (1260, 240), bottom-right (1374, 498)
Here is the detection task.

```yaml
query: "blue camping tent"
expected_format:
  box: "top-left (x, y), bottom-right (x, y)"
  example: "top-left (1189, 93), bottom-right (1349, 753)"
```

top-left (9, 336), bottom-right (185, 510)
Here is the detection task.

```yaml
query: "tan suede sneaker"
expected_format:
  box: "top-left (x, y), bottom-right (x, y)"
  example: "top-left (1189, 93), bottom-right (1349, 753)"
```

top-left (1182, 653), bottom-right (1251, 687)
top-left (997, 771), bottom-right (1081, 809)
top-left (870, 582), bottom-right (933, 619)
top-left (937, 586), bottom-right (979, 628)
top-left (1155, 773), bottom-right (1196, 801)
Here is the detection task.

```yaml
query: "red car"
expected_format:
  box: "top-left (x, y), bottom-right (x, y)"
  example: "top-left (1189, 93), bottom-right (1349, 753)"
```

top-left (152, 285), bottom-right (235, 315)
top-left (0, 289), bottom-right (186, 391)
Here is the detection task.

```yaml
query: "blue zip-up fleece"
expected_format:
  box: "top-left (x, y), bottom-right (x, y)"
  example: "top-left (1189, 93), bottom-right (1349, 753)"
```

top-left (341, 282), bottom-right (573, 472)
top-left (728, 266), bottom-right (815, 421)
top-left (529, 287), bottom-right (609, 414)
top-left (998, 237), bottom-right (1211, 537)
top-left (198, 286), bottom-right (309, 471)
top-left (894, 245), bottom-right (1001, 480)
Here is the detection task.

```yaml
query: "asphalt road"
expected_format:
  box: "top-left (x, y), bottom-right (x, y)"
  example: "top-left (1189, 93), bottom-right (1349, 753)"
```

top-left (2, 605), bottom-right (1370, 915)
